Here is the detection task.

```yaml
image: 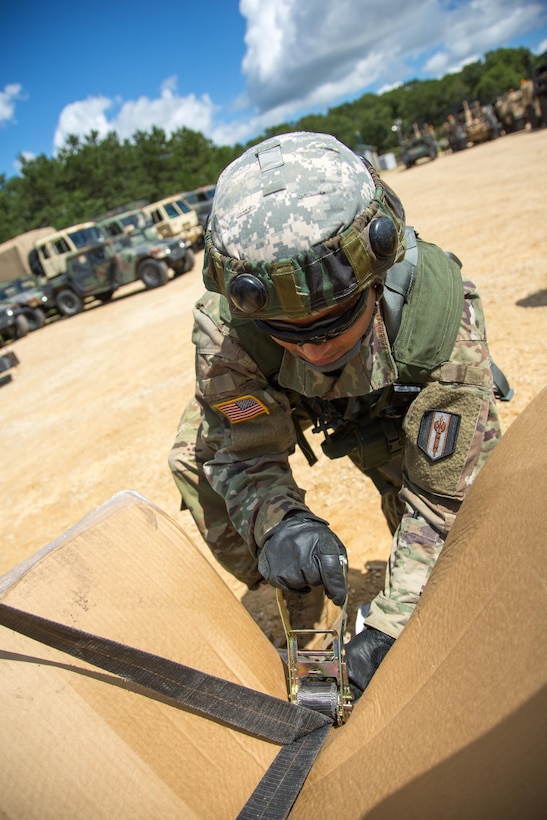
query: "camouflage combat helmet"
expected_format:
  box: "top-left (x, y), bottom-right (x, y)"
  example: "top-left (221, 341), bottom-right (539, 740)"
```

top-left (203, 132), bottom-right (406, 324)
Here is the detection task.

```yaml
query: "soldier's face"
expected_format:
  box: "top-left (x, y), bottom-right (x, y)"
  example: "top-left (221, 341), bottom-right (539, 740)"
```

top-left (271, 290), bottom-right (377, 367)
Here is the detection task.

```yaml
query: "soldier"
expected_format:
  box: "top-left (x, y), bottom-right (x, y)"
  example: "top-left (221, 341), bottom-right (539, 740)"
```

top-left (168, 132), bottom-right (502, 698)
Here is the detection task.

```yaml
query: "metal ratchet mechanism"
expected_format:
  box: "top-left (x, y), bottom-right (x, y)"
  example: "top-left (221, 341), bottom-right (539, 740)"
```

top-left (276, 582), bottom-right (353, 726)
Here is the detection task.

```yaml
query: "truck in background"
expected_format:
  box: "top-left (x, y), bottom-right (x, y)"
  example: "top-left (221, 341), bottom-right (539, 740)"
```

top-left (96, 208), bottom-right (195, 276)
top-left (178, 185), bottom-right (216, 229)
top-left (25, 218), bottom-right (195, 316)
top-left (0, 227), bottom-right (56, 284)
top-left (0, 276), bottom-right (52, 331)
top-left (142, 195), bottom-right (204, 247)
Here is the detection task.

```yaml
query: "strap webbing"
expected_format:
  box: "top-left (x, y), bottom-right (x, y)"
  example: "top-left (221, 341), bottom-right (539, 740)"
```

top-left (238, 723), bottom-right (331, 820)
top-left (0, 602), bottom-right (331, 817)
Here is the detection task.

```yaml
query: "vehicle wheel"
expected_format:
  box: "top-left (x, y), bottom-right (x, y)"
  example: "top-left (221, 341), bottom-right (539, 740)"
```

top-left (97, 290), bottom-right (114, 303)
top-left (21, 306), bottom-right (46, 331)
top-left (56, 288), bottom-right (83, 316)
top-left (182, 249), bottom-right (195, 273)
top-left (15, 314), bottom-right (29, 339)
top-left (139, 259), bottom-right (169, 288)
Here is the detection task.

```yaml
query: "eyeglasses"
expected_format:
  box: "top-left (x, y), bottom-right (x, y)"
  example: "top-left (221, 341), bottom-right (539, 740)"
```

top-left (254, 290), bottom-right (369, 346)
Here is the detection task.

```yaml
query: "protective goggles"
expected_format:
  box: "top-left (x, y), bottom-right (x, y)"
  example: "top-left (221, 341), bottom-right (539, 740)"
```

top-left (254, 289), bottom-right (369, 345)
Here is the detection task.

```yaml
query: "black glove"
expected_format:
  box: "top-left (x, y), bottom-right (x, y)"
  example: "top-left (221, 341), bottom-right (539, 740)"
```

top-left (258, 512), bottom-right (348, 605)
top-left (345, 626), bottom-right (395, 700)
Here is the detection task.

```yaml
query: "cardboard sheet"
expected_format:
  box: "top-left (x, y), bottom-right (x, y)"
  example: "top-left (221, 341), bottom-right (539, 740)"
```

top-left (1, 387), bottom-right (545, 818)
top-left (0, 491), bottom-right (287, 818)
top-left (292, 386), bottom-right (547, 819)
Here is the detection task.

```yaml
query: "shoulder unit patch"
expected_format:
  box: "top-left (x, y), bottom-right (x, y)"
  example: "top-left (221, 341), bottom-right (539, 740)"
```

top-left (417, 410), bottom-right (461, 461)
top-left (213, 394), bottom-right (270, 424)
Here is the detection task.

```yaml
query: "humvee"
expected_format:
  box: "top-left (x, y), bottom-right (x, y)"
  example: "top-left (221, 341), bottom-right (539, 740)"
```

top-left (142, 195), bottom-right (204, 247)
top-left (45, 243), bottom-right (120, 316)
top-left (28, 223), bottom-right (107, 282)
top-left (45, 234), bottom-right (186, 317)
top-left (28, 217), bottom-right (195, 316)
top-left (0, 303), bottom-right (29, 345)
top-left (178, 185), bottom-right (216, 229)
top-left (96, 209), bottom-right (195, 276)
top-left (400, 131), bottom-right (438, 169)
top-left (0, 275), bottom-right (52, 331)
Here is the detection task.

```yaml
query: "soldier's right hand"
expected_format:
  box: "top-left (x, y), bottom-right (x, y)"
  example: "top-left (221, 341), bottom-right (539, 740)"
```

top-left (258, 511), bottom-right (348, 605)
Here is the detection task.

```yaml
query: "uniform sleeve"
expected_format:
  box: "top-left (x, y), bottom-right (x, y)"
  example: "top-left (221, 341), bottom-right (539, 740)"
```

top-left (366, 279), bottom-right (502, 638)
top-left (192, 294), bottom-right (311, 551)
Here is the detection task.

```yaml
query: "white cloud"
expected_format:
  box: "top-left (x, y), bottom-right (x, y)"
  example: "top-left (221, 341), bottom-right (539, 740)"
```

top-left (0, 84), bottom-right (24, 124)
top-left (53, 80), bottom-right (217, 153)
top-left (238, 0), bottom-right (546, 116)
top-left (51, 0), bottom-right (547, 153)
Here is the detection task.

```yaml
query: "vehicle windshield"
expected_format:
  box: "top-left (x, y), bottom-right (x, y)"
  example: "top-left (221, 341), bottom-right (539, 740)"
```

top-left (120, 212), bottom-right (153, 231)
top-left (19, 276), bottom-right (39, 291)
top-left (68, 225), bottom-right (106, 248)
top-left (175, 199), bottom-right (191, 214)
top-left (0, 277), bottom-right (37, 299)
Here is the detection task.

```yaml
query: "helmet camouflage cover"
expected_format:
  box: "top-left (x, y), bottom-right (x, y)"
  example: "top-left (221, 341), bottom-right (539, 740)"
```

top-left (203, 131), bottom-right (406, 321)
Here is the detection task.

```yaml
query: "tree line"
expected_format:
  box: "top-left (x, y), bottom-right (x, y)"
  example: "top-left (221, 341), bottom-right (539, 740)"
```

top-left (0, 46), bottom-right (542, 244)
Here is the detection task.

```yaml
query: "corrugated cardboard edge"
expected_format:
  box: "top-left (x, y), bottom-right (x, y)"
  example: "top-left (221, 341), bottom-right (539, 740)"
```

top-left (292, 386), bottom-right (547, 819)
top-left (0, 489), bottom-right (289, 818)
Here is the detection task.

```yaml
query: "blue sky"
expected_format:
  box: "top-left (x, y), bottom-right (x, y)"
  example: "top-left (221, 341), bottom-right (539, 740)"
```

top-left (1, 0), bottom-right (547, 180)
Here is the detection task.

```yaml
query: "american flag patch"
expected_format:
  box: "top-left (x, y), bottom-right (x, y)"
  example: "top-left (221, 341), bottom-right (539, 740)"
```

top-left (213, 394), bottom-right (269, 423)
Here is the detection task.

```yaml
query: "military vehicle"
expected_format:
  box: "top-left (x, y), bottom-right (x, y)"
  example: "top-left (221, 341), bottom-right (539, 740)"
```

top-left (462, 101), bottom-right (501, 145)
top-left (96, 208), bottom-right (195, 276)
top-left (28, 223), bottom-right (107, 281)
top-left (45, 232), bottom-right (183, 317)
top-left (495, 87), bottom-right (527, 133)
top-left (44, 243), bottom-right (120, 316)
top-left (443, 114), bottom-right (468, 152)
top-left (142, 195), bottom-right (204, 248)
top-left (0, 227), bottom-right (56, 285)
top-left (178, 185), bottom-right (216, 229)
top-left (443, 101), bottom-right (501, 152)
top-left (0, 275), bottom-right (52, 331)
top-left (400, 128), bottom-right (438, 169)
top-left (28, 217), bottom-right (195, 317)
top-left (0, 302), bottom-right (29, 345)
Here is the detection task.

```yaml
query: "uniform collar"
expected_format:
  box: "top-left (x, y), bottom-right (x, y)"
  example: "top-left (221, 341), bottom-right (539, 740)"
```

top-left (277, 309), bottom-right (397, 399)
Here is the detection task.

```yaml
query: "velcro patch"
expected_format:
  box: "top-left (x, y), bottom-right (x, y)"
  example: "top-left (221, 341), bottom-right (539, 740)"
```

top-left (417, 410), bottom-right (461, 461)
top-left (213, 394), bottom-right (270, 424)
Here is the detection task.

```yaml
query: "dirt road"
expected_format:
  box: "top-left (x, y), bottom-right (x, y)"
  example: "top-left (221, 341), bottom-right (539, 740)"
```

top-left (1, 128), bottom-right (546, 640)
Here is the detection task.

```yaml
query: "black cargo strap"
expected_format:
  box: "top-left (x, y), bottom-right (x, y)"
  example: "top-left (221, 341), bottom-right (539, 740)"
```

top-left (0, 601), bottom-right (331, 819)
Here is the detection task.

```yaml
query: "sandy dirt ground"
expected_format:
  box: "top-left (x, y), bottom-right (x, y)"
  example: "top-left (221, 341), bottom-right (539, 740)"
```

top-left (1, 129), bottom-right (546, 644)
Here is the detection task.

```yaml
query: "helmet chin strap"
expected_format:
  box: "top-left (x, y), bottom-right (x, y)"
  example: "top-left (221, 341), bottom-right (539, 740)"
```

top-left (296, 338), bottom-right (363, 373)
top-left (295, 301), bottom-right (378, 373)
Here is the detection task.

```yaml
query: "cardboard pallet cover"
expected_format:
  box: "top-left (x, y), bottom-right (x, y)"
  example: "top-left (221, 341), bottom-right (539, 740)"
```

top-left (0, 386), bottom-right (545, 819)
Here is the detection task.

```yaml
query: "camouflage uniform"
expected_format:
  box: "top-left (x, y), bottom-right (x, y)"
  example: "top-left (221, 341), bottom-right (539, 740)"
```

top-left (168, 132), bottom-right (501, 639)
top-left (169, 261), bottom-right (500, 638)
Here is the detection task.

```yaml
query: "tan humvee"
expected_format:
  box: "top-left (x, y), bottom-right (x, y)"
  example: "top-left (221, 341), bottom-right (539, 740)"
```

top-left (142, 195), bottom-right (204, 248)
top-left (29, 222), bottom-right (106, 280)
